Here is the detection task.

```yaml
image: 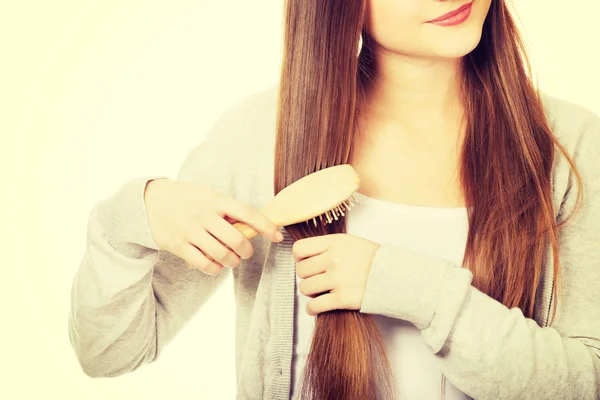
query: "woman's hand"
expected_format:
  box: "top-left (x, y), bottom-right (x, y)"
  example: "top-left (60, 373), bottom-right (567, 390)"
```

top-left (292, 233), bottom-right (381, 316)
top-left (144, 178), bottom-right (283, 275)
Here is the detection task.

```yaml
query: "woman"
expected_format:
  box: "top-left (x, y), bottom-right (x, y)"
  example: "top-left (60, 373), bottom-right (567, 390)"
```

top-left (69, 0), bottom-right (600, 399)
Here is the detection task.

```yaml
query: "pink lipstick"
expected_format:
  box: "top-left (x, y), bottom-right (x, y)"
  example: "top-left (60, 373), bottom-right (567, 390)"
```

top-left (426, 1), bottom-right (473, 27)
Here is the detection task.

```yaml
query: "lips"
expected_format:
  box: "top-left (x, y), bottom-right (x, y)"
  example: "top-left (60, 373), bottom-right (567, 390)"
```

top-left (427, 1), bottom-right (474, 23)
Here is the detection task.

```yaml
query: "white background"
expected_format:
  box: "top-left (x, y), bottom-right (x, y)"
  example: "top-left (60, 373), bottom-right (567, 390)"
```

top-left (2, 0), bottom-right (599, 399)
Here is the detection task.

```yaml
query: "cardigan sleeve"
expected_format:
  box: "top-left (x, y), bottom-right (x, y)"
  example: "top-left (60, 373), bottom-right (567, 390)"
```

top-left (68, 93), bottom-right (257, 378)
top-left (359, 109), bottom-right (600, 399)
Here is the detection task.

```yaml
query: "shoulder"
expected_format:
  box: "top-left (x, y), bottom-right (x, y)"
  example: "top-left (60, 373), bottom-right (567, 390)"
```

top-left (233, 84), bottom-right (279, 111)
top-left (185, 84), bottom-right (279, 156)
top-left (539, 91), bottom-right (600, 149)
top-left (220, 84), bottom-right (279, 133)
top-left (177, 85), bottom-right (279, 186)
top-left (221, 84), bottom-right (280, 159)
top-left (203, 84), bottom-right (280, 158)
top-left (539, 91), bottom-right (600, 182)
top-left (539, 91), bottom-right (600, 221)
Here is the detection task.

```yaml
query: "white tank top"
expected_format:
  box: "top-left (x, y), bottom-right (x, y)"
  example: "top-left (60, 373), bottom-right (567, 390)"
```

top-left (290, 190), bottom-right (472, 399)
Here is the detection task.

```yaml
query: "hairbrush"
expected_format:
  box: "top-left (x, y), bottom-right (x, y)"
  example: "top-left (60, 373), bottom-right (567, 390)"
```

top-left (202, 163), bottom-right (361, 262)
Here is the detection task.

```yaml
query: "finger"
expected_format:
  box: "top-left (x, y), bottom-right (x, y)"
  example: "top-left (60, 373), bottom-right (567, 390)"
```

top-left (292, 235), bottom-right (333, 262)
top-left (306, 292), bottom-right (340, 316)
top-left (223, 216), bottom-right (237, 224)
top-left (298, 272), bottom-right (332, 298)
top-left (189, 229), bottom-right (241, 268)
top-left (216, 196), bottom-right (281, 242)
top-left (295, 253), bottom-right (327, 279)
top-left (204, 214), bottom-right (254, 260)
top-left (181, 243), bottom-right (224, 275)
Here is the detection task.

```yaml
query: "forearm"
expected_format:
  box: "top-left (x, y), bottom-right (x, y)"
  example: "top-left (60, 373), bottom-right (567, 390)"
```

top-left (360, 243), bottom-right (599, 399)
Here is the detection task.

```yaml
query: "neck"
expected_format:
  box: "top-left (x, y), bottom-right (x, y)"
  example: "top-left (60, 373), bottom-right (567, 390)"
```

top-left (360, 46), bottom-right (465, 138)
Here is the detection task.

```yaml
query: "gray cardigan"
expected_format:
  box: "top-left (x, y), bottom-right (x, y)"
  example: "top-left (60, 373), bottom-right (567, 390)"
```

top-left (68, 85), bottom-right (600, 399)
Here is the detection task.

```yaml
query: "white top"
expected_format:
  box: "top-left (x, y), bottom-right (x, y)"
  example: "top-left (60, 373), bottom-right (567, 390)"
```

top-left (290, 190), bottom-right (472, 399)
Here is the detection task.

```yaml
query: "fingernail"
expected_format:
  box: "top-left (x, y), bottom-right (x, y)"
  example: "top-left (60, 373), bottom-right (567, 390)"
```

top-left (275, 232), bottom-right (284, 242)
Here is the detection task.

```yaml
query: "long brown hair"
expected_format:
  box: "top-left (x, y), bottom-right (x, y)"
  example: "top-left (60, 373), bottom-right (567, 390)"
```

top-left (274, 1), bottom-right (584, 398)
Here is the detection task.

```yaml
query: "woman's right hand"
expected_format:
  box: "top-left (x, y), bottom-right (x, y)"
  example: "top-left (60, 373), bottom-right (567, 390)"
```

top-left (143, 178), bottom-right (283, 275)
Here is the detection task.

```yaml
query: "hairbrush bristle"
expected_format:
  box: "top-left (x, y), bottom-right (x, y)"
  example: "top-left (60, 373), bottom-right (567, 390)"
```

top-left (310, 195), bottom-right (357, 227)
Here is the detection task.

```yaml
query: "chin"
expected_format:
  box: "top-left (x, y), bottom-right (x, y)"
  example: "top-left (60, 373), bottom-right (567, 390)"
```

top-left (434, 39), bottom-right (482, 59)
top-left (428, 29), bottom-right (485, 59)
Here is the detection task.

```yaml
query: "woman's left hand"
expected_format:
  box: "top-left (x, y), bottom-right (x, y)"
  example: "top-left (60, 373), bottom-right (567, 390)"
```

top-left (292, 233), bottom-right (381, 316)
